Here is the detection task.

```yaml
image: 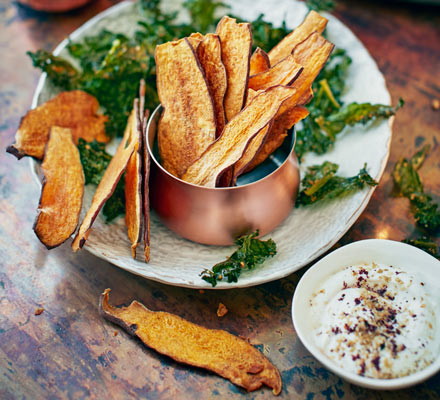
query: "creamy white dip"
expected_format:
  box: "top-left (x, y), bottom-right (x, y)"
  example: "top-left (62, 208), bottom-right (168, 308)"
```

top-left (309, 263), bottom-right (439, 379)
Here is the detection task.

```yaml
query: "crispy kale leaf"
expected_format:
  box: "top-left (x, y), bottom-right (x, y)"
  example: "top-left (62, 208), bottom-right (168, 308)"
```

top-left (250, 15), bottom-right (289, 51)
top-left (102, 178), bottom-right (126, 223)
top-left (201, 231), bottom-right (276, 287)
top-left (27, 50), bottom-right (79, 90)
top-left (317, 99), bottom-right (404, 138)
top-left (296, 162), bottom-right (377, 206)
top-left (77, 139), bottom-right (112, 185)
top-left (183, 0), bottom-right (229, 33)
top-left (77, 138), bottom-right (125, 222)
top-left (306, 0), bottom-right (336, 12)
top-left (402, 237), bottom-right (439, 259)
top-left (393, 145), bottom-right (440, 233)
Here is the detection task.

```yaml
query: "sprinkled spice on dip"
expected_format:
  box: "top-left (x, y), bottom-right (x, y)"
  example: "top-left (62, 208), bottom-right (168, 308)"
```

top-left (309, 263), bottom-right (439, 379)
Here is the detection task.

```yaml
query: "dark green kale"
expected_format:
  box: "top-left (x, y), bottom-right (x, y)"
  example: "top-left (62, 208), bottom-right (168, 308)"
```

top-left (296, 46), bottom-right (402, 162)
top-left (77, 139), bottom-right (112, 185)
top-left (393, 145), bottom-right (440, 233)
top-left (201, 231), bottom-right (276, 287)
top-left (402, 237), bottom-right (439, 259)
top-left (306, 0), bottom-right (336, 12)
top-left (77, 138), bottom-right (125, 223)
top-left (67, 30), bottom-right (129, 73)
top-left (317, 48), bottom-right (352, 104)
top-left (183, 0), bottom-right (229, 33)
top-left (317, 99), bottom-right (404, 139)
top-left (249, 15), bottom-right (289, 52)
top-left (27, 50), bottom-right (80, 90)
top-left (392, 144), bottom-right (428, 196)
top-left (296, 162), bottom-right (377, 206)
top-left (103, 178), bottom-right (126, 223)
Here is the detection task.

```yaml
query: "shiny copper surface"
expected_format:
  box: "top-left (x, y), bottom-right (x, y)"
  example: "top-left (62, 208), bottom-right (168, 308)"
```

top-left (147, 106), bottom-right (300, 245)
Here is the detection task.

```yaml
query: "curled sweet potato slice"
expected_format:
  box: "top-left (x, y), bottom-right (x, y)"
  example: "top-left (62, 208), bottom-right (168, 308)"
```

top-left (34, 126), bottom-right (84, 249)
top-left (125, 99), bottom-right (143, 259)
top-left (141, 114), bottom-right (151, 262)
top-left (197, 33), bottom-right (227, 137)
top-left (216, 16), bottom-right (252, 121)
top-left (250, 47), bottom-right (270, 76)
top-left (7, 90), bottom-right (108, 160)
top-left (100, 289), bottom-right (282, 395)
top-left (243, 106), bottom-right (309, 173)
top-left (249, 54), bottom-right (303, 91)
top-left (182, 86), bottom-right (296, 187)
top-left (156, 38), bottom-right (216, 177)
top-left (72, 108), bottom-right (137, 251)
top-left (268, 10), bottom-right (328, 66)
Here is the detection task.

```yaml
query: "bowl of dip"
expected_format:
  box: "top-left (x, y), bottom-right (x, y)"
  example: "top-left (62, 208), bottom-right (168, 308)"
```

top-left (292, 239), bottom-right (440, 390)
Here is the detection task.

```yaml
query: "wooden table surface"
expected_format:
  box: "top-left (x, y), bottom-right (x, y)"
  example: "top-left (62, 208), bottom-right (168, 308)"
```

top-left (1, 0), bottom-right (439, 398)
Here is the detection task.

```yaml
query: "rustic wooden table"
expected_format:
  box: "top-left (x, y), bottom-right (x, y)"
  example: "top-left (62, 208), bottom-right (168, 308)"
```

top-left (1, 0), bottom-right (439, 398)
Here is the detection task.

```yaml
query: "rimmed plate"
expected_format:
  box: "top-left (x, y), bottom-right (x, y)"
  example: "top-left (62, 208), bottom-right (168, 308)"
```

top-left (30, 0), bottom-right (393, 289)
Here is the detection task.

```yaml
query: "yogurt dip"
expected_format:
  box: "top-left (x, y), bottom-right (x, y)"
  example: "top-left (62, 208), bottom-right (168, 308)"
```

top-left (309, 262), bottom-right (439, 379)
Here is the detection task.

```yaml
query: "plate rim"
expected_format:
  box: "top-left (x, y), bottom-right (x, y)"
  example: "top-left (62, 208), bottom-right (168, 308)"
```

top-left (28, 0), bottom-right (394, 289)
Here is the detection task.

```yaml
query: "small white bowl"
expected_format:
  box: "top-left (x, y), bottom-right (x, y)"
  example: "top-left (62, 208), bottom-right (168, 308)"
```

top-left (292, 239), bottom-right (440, 390)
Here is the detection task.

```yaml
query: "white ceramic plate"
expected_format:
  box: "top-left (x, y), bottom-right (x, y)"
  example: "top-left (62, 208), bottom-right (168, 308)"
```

top-left (30, 0), bottom-right (393, 288)
top-left (292, 239), bottom-right (440, 389)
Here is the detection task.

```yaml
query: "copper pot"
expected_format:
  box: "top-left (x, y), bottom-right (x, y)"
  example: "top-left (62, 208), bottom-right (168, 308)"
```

top-left (17, 0), bottom-right (92, 12)
top-left (147, 106), bottom-right (300, 245)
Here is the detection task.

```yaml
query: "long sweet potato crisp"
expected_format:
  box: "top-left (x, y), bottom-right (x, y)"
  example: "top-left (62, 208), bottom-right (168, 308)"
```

top-left (125, 99), bottom-right (143, 259)
top-left (100, 289), bottom-right (282, 395)
top-left (72, 107), bottom-right (138, 251)
top-left (216, 16), bottom-right (252, 122)
top-left (156, 38), bottom-right (217, 177)
top-left (34, 126), bottom-right (84, 249)
top-left (197, 33), bottom-right (228, 137)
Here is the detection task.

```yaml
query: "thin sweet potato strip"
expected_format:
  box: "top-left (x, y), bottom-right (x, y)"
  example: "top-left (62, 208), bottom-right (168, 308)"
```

top-left (141, 112), bottom-right (151, 262)
top-left (182, 86), bottom-right (297, 187)
top-left (249, 54), bottom-right (303, 91)
top-left (34, 127), bottom-right (84, 249)
top-left (100, 289), bottom-right (282, 395)
top-left (197, 33), bottom-right (227, 137)
top-left (268, 10), bottom-right (328, 66)
top-left (216, 16), bottom-right (252, 121)
top-left (233, 123), bottom-right (272, 182)
top-left (277, 33), bottom-right (334, 114)
top-left (156, 38), bottom-right (216, 177)
top-left (72, 108), bottom-right (137, 252)
top-left (137, 80), bottom-right (151, 262)
top-left (125, 99), bottom-right (143, 259)
top-left (7, 90), bottom-right (108, 160)
top-left (243, 106), bottom-right (309, 173)
top-left (250, 47), bottom-right (270, 76)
